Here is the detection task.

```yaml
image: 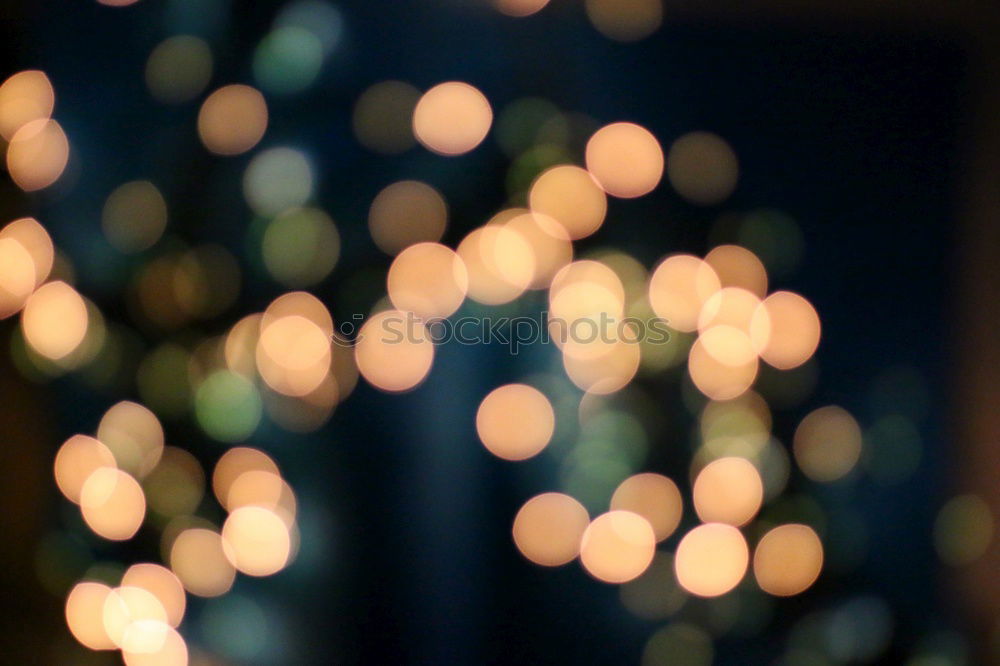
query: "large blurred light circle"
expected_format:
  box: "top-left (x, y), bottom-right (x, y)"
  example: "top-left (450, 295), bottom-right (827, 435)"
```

top-left (753, 524), bottom-right (823, 596)
top-left (412, 82), bottom-right (492, 156)
top-left (457, 225), bottom-right (535, 305)
top-left (222, 506), bottom-right (292, 576)
top-left (97, 400), bottom-right (165, 479)
top-left (512, 493), bottom-right (589, 566)
top-left (243, 147), bottom-right (313, 217)
top-left (169, 528), bottom-right (236, 597)
top-left (704, 244), bottom-right (768, 297)
top-left (102, 585), bottom-right (167, 649)
top-left (692, 457), bottom-right (763, 526)
top-left (352, 80), bottom-right (420, 154)
top-left (667, 131), bottom-right (739, 205)
top-left (121, 563), bottom-right (187, 627)
top-left (610, 473), bottom-right (682, 542)
top-left (387, 242), bottom-right (468, 318)
top-left (145, 36), bottom-right (213, 104)
top-left (687, 334), bottom-right (758, 401)
top-left (65, 582), bottom-right (116, 650)
top-left (368, 180), bottom-right (447, 255)
top-left (751, 291), bottom-right (821, 370)
top-left (475, 384), bottom-right (555, 461)
top-left (7, 118), bottom-right (69, 191)
top-left (0, 217), bottom-right (53, 288)
top-left (586, 122), bottom-right (663, 198)
top-left (580, 511), bottom-right (656, 583)
top-left (648, 254), bottom-right (720, 333)
top-left (253, 26), bottom-right (324, 95)
top-left (256, 314), bottom-right (332, 397)
top-left (674, 523), bottom-right (748, 597)
top-left (213, 447), bottom-right (281, 508)
top-left (0, 70), bottom-right (54, 140)
top-left (529, 165), bottom-right (607, 240)
top-left (198, 85), bottom-right (268, 155)
top-left (21, 281), bottom-right (89, 360)
top-left (102, 181), bottom-right (168, 253)
top-left (80, 467), bottom-right (146, 541)
top-left (54, 434), bottom-right (117, 505)
top-left (195, 370), bottom-right (263, 442)
top-left (793, 405), bottom-right (862, 482)
top-left (262, 207), bottom-right (340, 287)
top-left (354, 309), bottom-right (435, 392)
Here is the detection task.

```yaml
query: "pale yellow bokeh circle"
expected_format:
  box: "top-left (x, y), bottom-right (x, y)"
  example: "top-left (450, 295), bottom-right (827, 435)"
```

top-left (54, 434), bottom-right (117, 505)
top-left (212, 446), bottom-right (280, 509)
top-left (413, 82), bottom-right (492, 156)
top-left (529, 165), bottom-right (607, 240)
top-left (222, 505), bottom-right (292, 576)
top-left (704, 245), bottom-right (768, 297)
top-left (648, 254), bottom-right (720, 333)
top-left (687, 334), bottom-right (758, 401)
top-left (102, 585), bottom-right (167, 649)
top-left (611, 473), bottom-right (682, 542)
top-left (512, 492), bottom-right (589, 566)
top-left (476, 384), bottom-right (555, 461)
top-left (0, 217), bottom-right (54, 288)
top-left (65, 582), bottom-right (116, 650)
top-left (586, 122), bottom-right (664, 198)
top-left (197, 84), bottom-right (268, 155)
top-left (387, 242), bottom-right (469, 318)
top-left (793, 405), bottom-right (862, 482)
top-left (354, 309), bottom-right (435, 392)
top-left (80, 467), bottom-right (146, 541)
top-left (121, 563), bottom-right (187, 627)
top-left (21, 280), bottom-right (88, 360)
top-left (692, 457), bottom-right (763, 526)
top-left (0, 70), bottom-right (54, 140)
top-left (674, 523), bottom-right (748, 597)
top-left (169, 528), bottom-right (236, 597)
top-left (580, 511), bottom-right (656, 583)
top-left (753, 524), bottom-right (823, 596)
top-left (751, 291), bottom-right (821, 370)
top-left (457, 225), bottom-right (536, 305)
top-left (7, 118), bottom-right (69, 191)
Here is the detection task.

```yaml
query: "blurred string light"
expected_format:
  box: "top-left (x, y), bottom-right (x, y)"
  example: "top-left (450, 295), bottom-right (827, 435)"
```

top-left (584, 0), bottom-right (663, 42)
top-left (197, 84), bottom-right (268, 155)
top-left (145, 36), bottom-right (213, 104)
top-left (368, 180), bottom-right (447, 254)
top-left (494, 0), bottom-right (551, 18)
top-left (412, 81), bottom-right (493, 156)
top-left (476, 383), bottom-right (556, 461)
top-left (102, 181), bottom-right (168, 253)
top-left (243, 146), bottom-right (314, 217)
top-left (0, 2), bottom-right (982, 663)
top-left (352, 80), bottom-right (420, 154)
top-left (0, 70), bottom-right (54, 139)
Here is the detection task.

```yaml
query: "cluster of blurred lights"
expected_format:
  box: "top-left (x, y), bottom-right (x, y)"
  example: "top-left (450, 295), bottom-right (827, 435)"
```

top-left (2, 2), bottom-right (992, 664)
top-left (58, 410), bottom-right (298, 663)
